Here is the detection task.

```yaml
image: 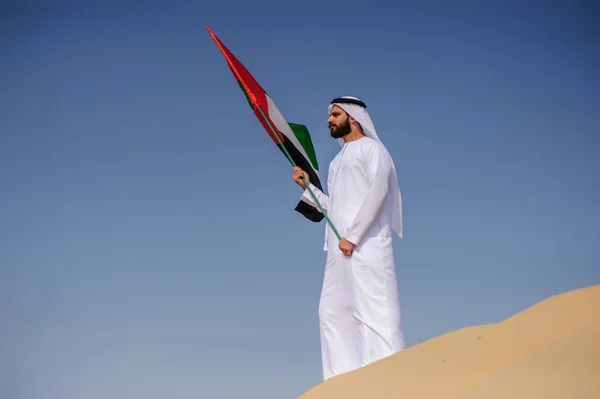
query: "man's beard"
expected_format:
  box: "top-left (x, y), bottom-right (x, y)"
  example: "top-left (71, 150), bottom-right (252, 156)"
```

top-left (329, 117), bottom-right (351, 138)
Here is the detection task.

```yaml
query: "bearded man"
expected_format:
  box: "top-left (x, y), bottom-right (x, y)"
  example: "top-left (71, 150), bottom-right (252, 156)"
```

top-left (292, 96), bottom-right (405, 380)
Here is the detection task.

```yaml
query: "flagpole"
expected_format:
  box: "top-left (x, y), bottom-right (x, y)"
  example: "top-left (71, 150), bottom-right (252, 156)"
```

top-left (254, 105), bottom-right (342, 241)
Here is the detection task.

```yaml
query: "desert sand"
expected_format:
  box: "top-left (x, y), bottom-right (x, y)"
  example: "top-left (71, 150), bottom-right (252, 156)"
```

top-left (299, 284), bottom-right (599, 399)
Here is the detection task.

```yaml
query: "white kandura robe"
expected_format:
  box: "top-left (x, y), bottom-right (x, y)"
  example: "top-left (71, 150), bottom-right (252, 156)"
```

top-left (299, 135), bottom-right (404, 380)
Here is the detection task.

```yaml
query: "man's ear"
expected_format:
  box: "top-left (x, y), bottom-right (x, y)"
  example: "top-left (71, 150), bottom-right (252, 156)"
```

top-left (350, 117), bottom-right (364, 133)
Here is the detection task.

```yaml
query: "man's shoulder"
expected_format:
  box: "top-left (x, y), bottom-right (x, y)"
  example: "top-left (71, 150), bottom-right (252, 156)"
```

top-left (357, 137), bottom-right (395, 165)
top-left (355, 136), bottom-right (378, 147)
top-left (357, 136), bottom-right (385, 152)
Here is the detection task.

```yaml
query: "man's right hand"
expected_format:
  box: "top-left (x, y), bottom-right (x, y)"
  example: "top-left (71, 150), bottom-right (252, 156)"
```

top-left (292, 166), bottom-right (310, 189)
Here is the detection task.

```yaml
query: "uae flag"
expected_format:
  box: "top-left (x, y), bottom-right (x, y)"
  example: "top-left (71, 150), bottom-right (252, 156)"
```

top-left (206, 25), bottom-right (324, 222)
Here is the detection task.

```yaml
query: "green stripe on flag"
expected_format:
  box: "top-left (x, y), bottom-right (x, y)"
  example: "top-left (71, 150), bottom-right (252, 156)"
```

top-left (289, 123), bottom-right (319, 172)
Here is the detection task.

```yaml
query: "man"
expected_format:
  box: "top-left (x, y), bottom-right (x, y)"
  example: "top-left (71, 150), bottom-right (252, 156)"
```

top-left (292, 96), bottom-right (404, 380)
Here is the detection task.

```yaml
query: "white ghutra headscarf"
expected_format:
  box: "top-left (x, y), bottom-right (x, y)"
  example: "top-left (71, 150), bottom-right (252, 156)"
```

top-left (328, 96), bottom-right (403, 239)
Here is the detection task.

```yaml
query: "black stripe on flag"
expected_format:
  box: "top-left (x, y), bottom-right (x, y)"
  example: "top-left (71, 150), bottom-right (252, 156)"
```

top-left (277, 139), bottom-right (325, 223)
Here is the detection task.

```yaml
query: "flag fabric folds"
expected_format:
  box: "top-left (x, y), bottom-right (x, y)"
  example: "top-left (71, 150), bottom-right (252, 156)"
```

top-left (206, 25), bottom-right (324, 223)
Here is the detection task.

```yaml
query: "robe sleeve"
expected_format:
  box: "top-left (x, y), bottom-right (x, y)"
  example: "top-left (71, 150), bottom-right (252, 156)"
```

top-left (344, 142), bottom-right (392, 245)
top-left (299, 183), bottom-right (329, 212)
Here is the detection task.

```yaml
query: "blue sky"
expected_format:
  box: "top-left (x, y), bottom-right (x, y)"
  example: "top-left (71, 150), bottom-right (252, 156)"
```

top-left (1, 1), bottom-right (599, 398)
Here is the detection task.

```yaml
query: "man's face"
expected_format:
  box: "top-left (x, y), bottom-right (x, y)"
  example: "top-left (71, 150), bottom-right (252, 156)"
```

top-left (328, 105), bottom-right (351, 139)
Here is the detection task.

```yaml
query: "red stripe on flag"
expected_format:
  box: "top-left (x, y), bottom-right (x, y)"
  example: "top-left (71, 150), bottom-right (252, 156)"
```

top-left (206, 25), bottom-right (285, 145)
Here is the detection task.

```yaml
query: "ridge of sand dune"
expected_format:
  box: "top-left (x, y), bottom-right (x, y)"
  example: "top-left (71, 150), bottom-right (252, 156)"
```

top-left (299, 284), bottom-right (600, 399)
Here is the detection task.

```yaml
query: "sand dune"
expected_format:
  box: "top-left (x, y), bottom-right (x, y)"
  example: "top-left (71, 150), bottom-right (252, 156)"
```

top-left (299, 284), bottom-right (600, 399)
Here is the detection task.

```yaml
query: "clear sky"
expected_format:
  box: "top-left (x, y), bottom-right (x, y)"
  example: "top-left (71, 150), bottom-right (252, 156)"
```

top-left (2, 1), bottom-right (599, 398)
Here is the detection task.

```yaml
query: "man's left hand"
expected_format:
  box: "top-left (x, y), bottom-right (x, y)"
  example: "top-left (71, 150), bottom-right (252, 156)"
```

top-left (339, 238), bottom-right (356, 257)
